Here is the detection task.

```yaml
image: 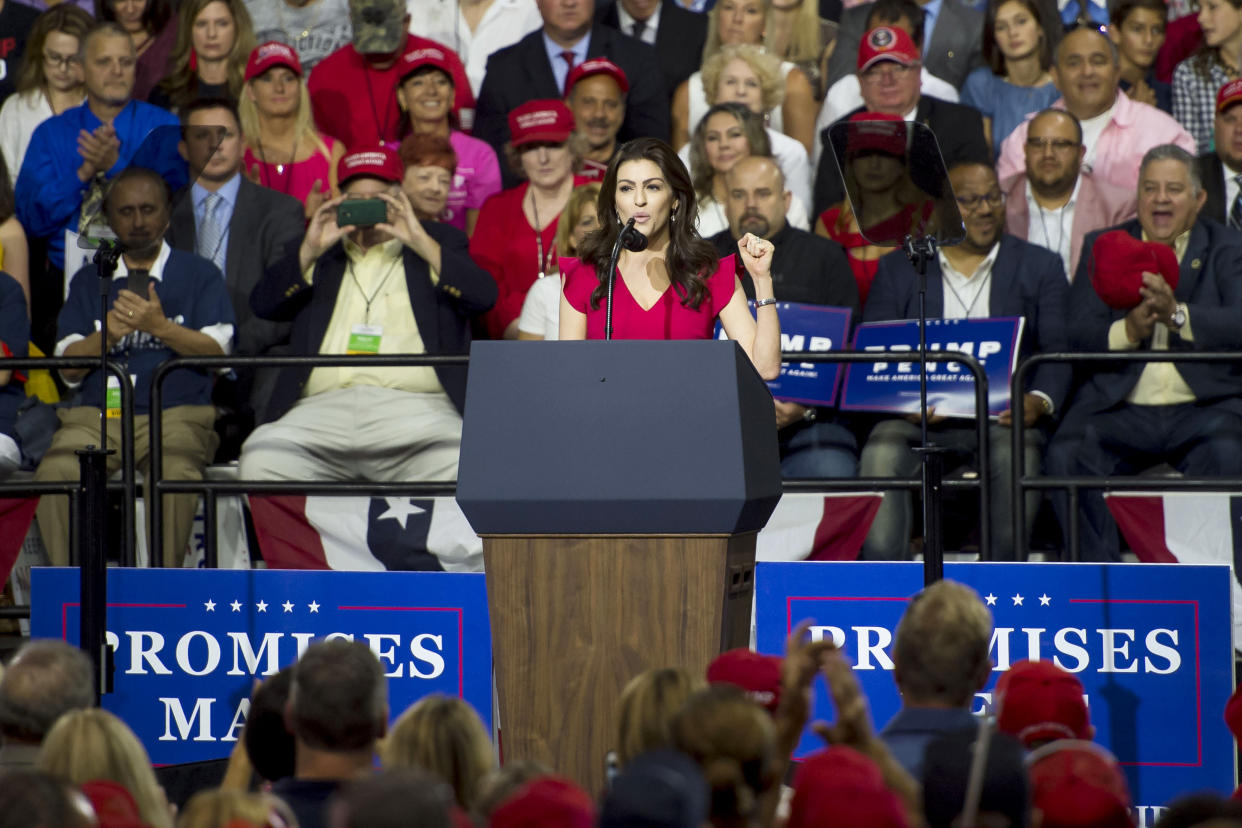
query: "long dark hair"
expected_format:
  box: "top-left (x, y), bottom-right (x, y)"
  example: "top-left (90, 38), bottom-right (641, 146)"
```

top-left (982, 0), bottom-right (1053, 75)
top-left (579, 138), bottom-right (719, 311)
top-left (95, 0), bottom-right (172, 36)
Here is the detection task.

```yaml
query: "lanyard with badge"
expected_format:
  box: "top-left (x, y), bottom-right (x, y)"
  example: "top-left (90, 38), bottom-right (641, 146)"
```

top-left (346, 257), bottom-right (401, 353)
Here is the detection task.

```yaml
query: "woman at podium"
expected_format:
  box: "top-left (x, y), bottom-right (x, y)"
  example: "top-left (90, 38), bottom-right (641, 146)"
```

top-left (559, 138), bottom-right (782, 381)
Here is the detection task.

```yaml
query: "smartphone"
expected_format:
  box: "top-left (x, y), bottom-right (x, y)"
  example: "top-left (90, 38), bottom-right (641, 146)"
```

top-left (337, 198), bottom-right (388, 228)
top-left (126, 268), bottom-right (150, 300)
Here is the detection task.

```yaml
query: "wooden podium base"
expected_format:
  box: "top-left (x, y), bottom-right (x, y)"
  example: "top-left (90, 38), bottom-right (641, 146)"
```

top-left (483, 533), bottom-right (757, 793)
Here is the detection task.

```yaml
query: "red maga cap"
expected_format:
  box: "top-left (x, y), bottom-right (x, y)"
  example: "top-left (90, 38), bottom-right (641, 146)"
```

top-left (245, 41), bottom-right (303, 81)
top-left (399, 42), bottom-right (456, 82)
top-left (995, 659), bottom-right (1091, 747)
top-left (1089, 230), bottom-right (1180, 310)
top-left (788, 747), bottom-right (909, 828)
top-left (706, 647), bottom-right (783, 715)
top-left (509, 99), bottom-right (575, 148)
top-left (858, 26), bottom-right (920, 72)
top-left (337, 147), bottom-right (403, 185)
top-left (1218, 78), bottom-right (1242, 113)
top-left (565, 57), bottom-right (630, 95)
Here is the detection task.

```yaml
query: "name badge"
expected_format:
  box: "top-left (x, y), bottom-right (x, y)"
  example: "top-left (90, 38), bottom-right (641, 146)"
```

top-left (347, 324), bottom-right (383, 355)
top-left (106, 376), bottom-right (121, 419)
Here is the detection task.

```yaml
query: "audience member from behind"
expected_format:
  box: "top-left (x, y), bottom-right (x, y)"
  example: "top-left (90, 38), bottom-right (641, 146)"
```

top-left (1027, 740), bottom-right (1135, 828)
top-left (516, 182), bottom-right (600, 341)
top-left (997, 24), bottom-right (1195, 194)
top-left (272, 639), bottom-right (388, 828)
top-left (239, 41), bottom-right (344, 218)
top-left (0, 4), bottom-right (92, 179)
top-left (177, 789), bottom-right (297, 828)
top-left (670, 684), bottom-right (779, 828)
top-left (488, 776), bottom-right (595, 828)
top-left (881, 579), bottom-right (992, 778)
top-left (472, 760), bottom-right (552, 825)
top-left (0, 638), bottom-right (94, 768)
top-left (1154, 793), bottom-right (1242, 828)
top-left (787, 746), bottom-right (909, 828)
top-left (599, 749), bottom-right (710, 828)
top-left (83, 780), bottom-right (153, 828)
top-left (994, 658), bottom-right (1093, 749)
top-left (150, 0), bottom-right (255, 112)
top-left (241, 666), bottom-right (296, 785)
top-left (615, 667), bottom-right (706, 768)
top-left (37, 708), bottom-right (173, 828)
top-left (0, 769), bottom-right (97, 828)
top-left (922, 727), bottom-right (1032, 828)
top-left (381, 694), bottom-right (493, 811)
top-left (328, 768), bottom-right (455, 828)
top-left (705, 648), bottom-right (782, 717)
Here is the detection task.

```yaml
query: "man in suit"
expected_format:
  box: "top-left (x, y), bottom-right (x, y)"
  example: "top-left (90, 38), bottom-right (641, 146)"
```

top-left (823, 0), bottom-right (984, 91)
top-left (859, 161), bottom-right (1070, 561)
top-left (1048, 144), bottom-right (1242, 561)
top-left (996, 25), bottom-right (1194, 196)
top-left (707, 156), bottom-right (860, 478)
top-left (473, 0), bottom-right (669, 175)
top-left (596, 0), bottom-right (706, 98)
top-left (168, 97), bottom-right (306, 459)
top-left (566, 58), bottom-right (628, 179)
top-left (1004, 108), bottom-right (1136, 280)
top-left (812, 25), bottom-right (989, 217)
top-left (1196, 78), bottom-right (1242, 226)
top-left (238, 148), bottom-right (497, 489)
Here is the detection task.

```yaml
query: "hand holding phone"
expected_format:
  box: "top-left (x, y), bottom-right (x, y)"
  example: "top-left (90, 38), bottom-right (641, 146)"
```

top-left (337, 198), bottom-right (388, 228)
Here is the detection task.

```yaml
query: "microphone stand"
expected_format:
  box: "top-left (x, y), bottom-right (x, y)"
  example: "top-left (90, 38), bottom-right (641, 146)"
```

top-left (604, 217), bottom-right (647, 341)
top-left (902, 234), bottom-right (945, 587)
top-left (80, 241), bottom-right (121, 701)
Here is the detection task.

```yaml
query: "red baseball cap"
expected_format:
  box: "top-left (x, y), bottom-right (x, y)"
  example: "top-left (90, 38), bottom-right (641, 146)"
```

top-left (845, 111), bottom-right (907, 156)
top-left (509, 99), bottom-right (575, 148)
top-left (1218, 78), bottom-right (1242, 114)
top-left (80, 780), bottom-right (150, 828)
top-left (337, 147), bottom-right (403, 185)
top-left (245, 41), bottom-right (303, 81)
top-left (565, 58), bottom-right (630, 96)
top-left (994, 659), bottom-right (1091, 747)
top-left (706, 648), bottom-right (783, 715)
top-left (1027, 741), bottom-right (1135, 828)
top-left (489, 777), bottom-right (595, 828)
top-left (858, 26), bottom-right (921, 72)
top-left (399, 42), bottom-right (456, 83)
top-left (788, 747), bottom-right (909, 828)
top-left (1089, 230), bottom-right (1180, 310)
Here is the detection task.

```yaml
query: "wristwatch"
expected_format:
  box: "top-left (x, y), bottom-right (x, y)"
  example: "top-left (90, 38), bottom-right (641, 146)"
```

top-left (1169, 303), bottom-right (1187, 331)
top-left (802, 406), bottom-right (818, 423)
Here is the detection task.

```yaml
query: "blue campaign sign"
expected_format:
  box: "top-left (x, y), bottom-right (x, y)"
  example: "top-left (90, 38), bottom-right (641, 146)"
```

top-left (30, 568), bottom-right (492, 766)
top-left (755, 562), bottom-right (1235, 822)
top-left (840, 317), bottom-right (1024, 417)
top-left (716, 302), bottom-right (852, 406)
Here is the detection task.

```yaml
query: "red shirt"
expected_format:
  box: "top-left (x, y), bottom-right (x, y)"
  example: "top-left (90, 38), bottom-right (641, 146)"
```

top-left (308, 35), bottom-right (475, 150)
top-left (562, 254), bottom-right (738, 341)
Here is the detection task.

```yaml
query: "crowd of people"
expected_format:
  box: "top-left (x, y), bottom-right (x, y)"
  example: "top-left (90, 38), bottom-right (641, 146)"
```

top-left (2, 578), bottom-right (1241, 826)
top-left (0, 0), bottom-right (1239, 565)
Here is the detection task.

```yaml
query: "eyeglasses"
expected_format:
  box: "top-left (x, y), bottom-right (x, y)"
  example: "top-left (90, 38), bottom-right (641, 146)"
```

top-left (1025, 137), bottom-right (1080, 152)
top-left (955, 191), bottom-right (1004, 212)
top-left (43, 51), bottom-right (80, 69)
top-left (860, 62), bottom-right (915, 82)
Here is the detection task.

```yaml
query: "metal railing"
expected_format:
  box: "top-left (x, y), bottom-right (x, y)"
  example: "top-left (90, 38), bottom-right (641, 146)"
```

top-left (1011, 351), bottom-right (1242, 561)
top-left (0, 358), bottom-right (138, 564)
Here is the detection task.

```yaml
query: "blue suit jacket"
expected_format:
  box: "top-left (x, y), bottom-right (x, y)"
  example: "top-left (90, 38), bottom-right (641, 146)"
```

top-left (251, 222), bottom-right (497, 424)
top-left (1069, 217), bottom-right (1242, 416)
top-left (864, 233), bottom-right (1071, 413)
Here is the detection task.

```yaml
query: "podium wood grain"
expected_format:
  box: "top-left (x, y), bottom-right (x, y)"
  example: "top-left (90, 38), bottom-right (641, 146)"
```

top-left (483, 533), bottom-right (757, 793)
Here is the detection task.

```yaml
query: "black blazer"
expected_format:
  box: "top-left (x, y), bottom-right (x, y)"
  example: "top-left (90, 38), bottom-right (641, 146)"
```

top-left (250, 222), bottom-right (498, 423)
top-left (474, 25), bottom-right (670, 163)
top-left (1068, 217), bottom-right (1242, 417)
top-left (812, 96), bottom-right (990, 217)
top-left (167, 177), bottom-right (306, 413)
top-left (596, 0), bottom-right (707, 100)
top-left (865, 233), bottom-right (1071, 413)
top-left (1196, 153), bottom-right (1228, 225)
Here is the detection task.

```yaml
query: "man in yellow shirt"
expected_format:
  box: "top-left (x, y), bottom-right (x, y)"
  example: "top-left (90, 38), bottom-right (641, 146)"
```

top-left (239, 147), bottom-right (496, 487)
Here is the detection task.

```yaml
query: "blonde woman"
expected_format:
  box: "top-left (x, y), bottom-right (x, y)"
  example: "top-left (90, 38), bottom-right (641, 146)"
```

top-left (381, 694), bottom-right (494, 811)
top-left (240, 41), bottom-right (344, 218)
top-left (177, 789), bottom-right (296, 828)
top-left (765, 0), bottom-right (838, 99)
top-left (672, 0), bottom-right (817, 154)
top-left (517, 182), bottom-right (601, 341)
top-left (150, 0), bottom-right (256, 112)
top-left (37, 708), bottom-right (173, 828)
top-left (615, 667), bottom-right (705, 768)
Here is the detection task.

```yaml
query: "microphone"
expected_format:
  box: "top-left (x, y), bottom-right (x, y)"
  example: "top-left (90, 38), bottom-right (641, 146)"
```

top-left (605, 217), bottom-right (643, 340)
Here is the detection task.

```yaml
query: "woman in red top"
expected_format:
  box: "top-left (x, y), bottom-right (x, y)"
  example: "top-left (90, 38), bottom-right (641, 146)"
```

top-left (470, 99), bottom-right (588, 339)
top-left (560, 138), bottom-right (781, 381)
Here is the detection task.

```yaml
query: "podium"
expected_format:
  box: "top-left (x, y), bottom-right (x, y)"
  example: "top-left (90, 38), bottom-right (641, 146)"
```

top-left (457, 340), bottom-right (781, 792)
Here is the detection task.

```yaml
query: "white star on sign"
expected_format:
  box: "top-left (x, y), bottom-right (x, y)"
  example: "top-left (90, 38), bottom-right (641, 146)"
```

top-left (376, 497), bottom-right (426, 530)
top-left (1012, 594), bottom-right (1024, 606)
top-left (204, 600), bottom-right (216, 612)
top-left (308, 601), bottom-right (320, 613)
top-left (1039, 594), bottom-right (1051, 606)
top-left (985, 593), bottom-right (997, 606)
top-left (256, 600), bottom-right (268, 613)
top-left (230, 600), bottom-right (242, 612)
top-left (283, 600), bottom-right (294, 613)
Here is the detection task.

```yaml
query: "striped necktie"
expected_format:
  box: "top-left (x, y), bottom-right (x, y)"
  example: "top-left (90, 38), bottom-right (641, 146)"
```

top-left (198, 192), bottom-right (227, 274)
